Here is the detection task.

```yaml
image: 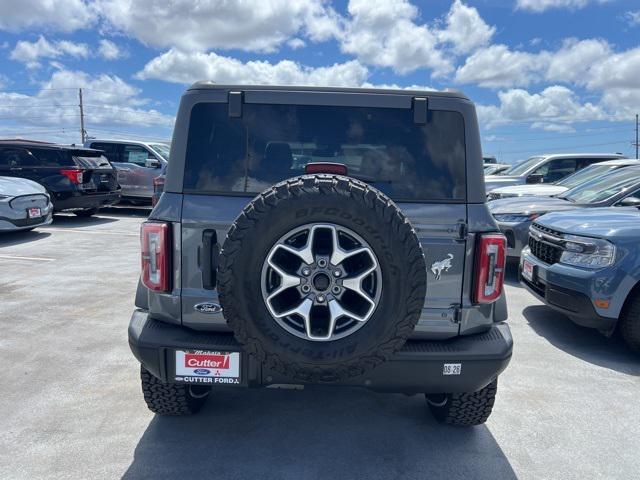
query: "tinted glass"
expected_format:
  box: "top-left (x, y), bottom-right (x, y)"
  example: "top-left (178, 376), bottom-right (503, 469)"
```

top-left (0, 148), bottom-right (34, 168)
top-left (72, 150), bottom-right (111, 168)
top-left (184, 103), bottom-right (466, 201)
top-left (29, 148), bottom-right (74, 167)
top-left (532, 158), bottom-right (577, 183)
top-left (90, 143), bottom-right (122, 163)
top-left (562, 167), bottom-right (640, 204)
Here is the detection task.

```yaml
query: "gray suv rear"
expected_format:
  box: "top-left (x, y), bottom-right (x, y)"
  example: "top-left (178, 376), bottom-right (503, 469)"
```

top-left (128, 84), bottom-right (513, 426)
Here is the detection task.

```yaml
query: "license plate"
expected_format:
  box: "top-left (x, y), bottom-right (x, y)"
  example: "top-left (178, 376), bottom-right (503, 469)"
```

top-left (443, 363), bottom-right (462, 375)
top-left (522, 259), bottom-right (534, 282)
top-left (100, 174), bottom-right (109, 183)
top-left (174, 350), bottom-right (241, 385)
top-left (27, 207), bottom-right (41, 218)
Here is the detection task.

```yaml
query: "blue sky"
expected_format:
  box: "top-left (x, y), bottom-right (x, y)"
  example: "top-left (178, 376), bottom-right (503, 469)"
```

top-left (0, 0), bottom-right (638, 163)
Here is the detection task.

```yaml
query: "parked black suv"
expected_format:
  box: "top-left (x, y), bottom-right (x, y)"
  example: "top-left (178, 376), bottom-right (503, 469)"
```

top-left (129, 84), bottom-right (513, 426)
top-left (0, 140), bottom-right (121, 216)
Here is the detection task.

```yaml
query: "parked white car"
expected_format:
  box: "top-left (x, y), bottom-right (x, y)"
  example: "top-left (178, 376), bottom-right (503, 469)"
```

top-left (0, 176), bottom-right (53, 232)
top-left (484, 153), bottom-right (625, 192)
top-left (487, 158), bottom-right (639, 200)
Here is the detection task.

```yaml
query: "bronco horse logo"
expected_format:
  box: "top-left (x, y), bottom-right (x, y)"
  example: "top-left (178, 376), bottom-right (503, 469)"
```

top-left (430, 254), bottom-right (454, 280)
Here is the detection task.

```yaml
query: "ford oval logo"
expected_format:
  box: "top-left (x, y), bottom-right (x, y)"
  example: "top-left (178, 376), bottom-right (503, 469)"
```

top-left (194, 302), bottom-right (223, 314)
top-left (193, 369), bottom-right (211, 375)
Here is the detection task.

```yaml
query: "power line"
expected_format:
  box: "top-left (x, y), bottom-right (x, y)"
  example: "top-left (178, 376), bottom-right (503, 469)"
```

top-left (483, 127), bottom-right (632, 143)
top-left (498, 139), bottom-right (629, 155)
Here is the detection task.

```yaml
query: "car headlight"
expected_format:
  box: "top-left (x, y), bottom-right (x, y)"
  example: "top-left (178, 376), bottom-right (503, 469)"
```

top-left (493, 213), bottom-right (541, 223)
top-left (560, 234), bottom-right (616, 269)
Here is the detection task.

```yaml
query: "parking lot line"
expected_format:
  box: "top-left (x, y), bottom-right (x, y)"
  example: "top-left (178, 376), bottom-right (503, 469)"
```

top-left (0, 254), bottom-right (55, 262)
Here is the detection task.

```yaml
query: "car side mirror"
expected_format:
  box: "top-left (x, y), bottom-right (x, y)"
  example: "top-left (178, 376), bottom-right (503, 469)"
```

top-left (617, 196), bottom-right (640, 207)
top-left (526, 174), bottom-right (544, 184)
top-left (145, 158), bottom-right (161, 168)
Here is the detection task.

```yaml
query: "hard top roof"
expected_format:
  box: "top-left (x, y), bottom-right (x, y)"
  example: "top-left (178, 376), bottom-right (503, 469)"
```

top-left (186, 82), bottom-right (469, 100)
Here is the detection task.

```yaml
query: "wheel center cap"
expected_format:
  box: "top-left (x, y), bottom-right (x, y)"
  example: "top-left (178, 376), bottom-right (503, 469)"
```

top-left (312, 273), bottom-right (331, 291)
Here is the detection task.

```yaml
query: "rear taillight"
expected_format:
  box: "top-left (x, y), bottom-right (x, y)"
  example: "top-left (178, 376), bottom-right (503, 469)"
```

top-left (141, 222), bottom-right (170, 292)
top-left (60, 168), bottom-right (83, 184)
top-left (473, 233), bottom-right (506, 304)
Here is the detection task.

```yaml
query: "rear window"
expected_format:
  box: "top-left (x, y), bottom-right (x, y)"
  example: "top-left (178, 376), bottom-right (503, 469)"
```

top-left (70, 150), bottom-right (112, 168)
top-left (184, 103), bottom-right (466, 202)
top-left (28, 148), bottom-right (74, 167)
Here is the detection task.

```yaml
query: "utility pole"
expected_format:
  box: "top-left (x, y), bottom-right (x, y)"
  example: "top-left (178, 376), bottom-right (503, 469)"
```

top-left (78, 88), bottom-right (86, 144)
top-left (635, 114), bottom-right (639, 160)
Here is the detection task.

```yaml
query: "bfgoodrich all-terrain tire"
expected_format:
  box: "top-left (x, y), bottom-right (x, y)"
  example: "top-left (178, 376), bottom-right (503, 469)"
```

top-left (426, 380), bottom-right (498, 426)
top-left (140, 366), bottom-right (210, 415)
top-left (620, 293), bottom-right (640, 353)
top-left (218, 174), bottom-right (427, 383)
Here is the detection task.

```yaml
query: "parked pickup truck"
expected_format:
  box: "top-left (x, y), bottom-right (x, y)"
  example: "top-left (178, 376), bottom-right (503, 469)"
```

top-left (520, 206), bottom-right (640, 352)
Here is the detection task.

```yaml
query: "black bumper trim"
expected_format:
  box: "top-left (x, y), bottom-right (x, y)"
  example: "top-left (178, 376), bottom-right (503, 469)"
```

top-left (519, 269), bottom-right (616, 331)
top-left (129, 310), bottom-right (513, 394)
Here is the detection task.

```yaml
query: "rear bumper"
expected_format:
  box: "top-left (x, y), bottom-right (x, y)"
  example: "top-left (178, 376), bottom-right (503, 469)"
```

top-left (129, 309), bottom-right (513, 394)
top-left (52, 190), bottom-right (121, 211)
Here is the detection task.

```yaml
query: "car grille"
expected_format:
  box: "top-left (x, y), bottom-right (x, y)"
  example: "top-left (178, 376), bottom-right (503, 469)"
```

top-left (528, 223), bottom-right (564, 265)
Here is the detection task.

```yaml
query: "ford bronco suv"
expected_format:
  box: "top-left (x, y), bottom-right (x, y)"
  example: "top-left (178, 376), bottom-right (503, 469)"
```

top-left (129, 84), bottom-right (513, 426)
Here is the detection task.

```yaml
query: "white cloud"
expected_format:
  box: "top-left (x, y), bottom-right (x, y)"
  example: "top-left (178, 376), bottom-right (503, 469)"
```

top-left (455, 44), bottom-right (549, 88)
top-left (96, 0), bottom-right (339, 53)
top-left (477, 86), bottom-right (605, 129)
top-left (0, 0), bottom-right (95, 32)
top-left (436, 0), bottom-right (495, 54)
top-left (135, 49), bottom-right (369, 87)
top-left (0, 69), bottom-right (174, 131)
top-left (624, 10), bottom-right (640, 26)
top-left (545, 38), bottom-right (611, 84)
top-left (340, 0), bottom-right (452, 75)
top-left (516, 0), bottom-right (607, 13)
top-left (10, 36), bottom-right (89, 69)
top-left (98, 39), bottom-right (123, 60)
top-left (287, 38), bottom-right (307, 50)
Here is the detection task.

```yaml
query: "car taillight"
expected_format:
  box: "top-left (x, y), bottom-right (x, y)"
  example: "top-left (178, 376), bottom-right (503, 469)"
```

top-left (473, 233), bottom-right (506, 304)
top-left (141, 222), bottom-right (170, 292)
top-left (60, 168), bottom-right (83, 184)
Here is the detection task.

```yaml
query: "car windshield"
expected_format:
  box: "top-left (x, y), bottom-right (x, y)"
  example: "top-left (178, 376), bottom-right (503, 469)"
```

top-left (556, 164), bottom-right (621, 188)
top-left (150, 143), bottom-right (170, 161)
top-left (561, 167), bottom-right (640, 204)
top-left (498, 156), bottom-right (545, 176)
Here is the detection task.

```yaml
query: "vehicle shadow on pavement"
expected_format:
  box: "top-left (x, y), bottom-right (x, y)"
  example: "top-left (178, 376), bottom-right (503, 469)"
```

top-left (523, 305), bottom-right (640, 376)
top-left (0, 229), bottom-right (51, 247)
top-left (101, 206), bottom-right (151, 217)
top-left (123, 388), bottom-right (516, 480)
top-left (50, 214), bottom-right (119, 227)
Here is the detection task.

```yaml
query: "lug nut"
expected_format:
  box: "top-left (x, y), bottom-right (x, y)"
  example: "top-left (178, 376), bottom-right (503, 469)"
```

top-left (301, 285), bottom-right (311, 293)
top-left (317, 259), bottom-right (327, 268)
top-left (317, 294), bottom-right (326, 303)
top-left (302, 267), bottom-right (311, 276)
top-left (333, 270), bottom-right (341, 277)
top-left (331, 286), bottom-right (341, 294)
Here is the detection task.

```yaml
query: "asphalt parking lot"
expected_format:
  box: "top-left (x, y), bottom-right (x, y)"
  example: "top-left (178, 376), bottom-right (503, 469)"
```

top-left (1, 209), bottom-right (639, 480)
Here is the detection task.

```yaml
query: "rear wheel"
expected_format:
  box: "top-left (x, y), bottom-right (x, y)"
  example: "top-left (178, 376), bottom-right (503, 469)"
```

top-left (620, 293), bottom-right (640, 353)
top-left (140, 366), bottom-right (210, 415)
top-left (74, 208), bottom-right (98, 217)
top-left (426, 380), bottom-right (498, 426)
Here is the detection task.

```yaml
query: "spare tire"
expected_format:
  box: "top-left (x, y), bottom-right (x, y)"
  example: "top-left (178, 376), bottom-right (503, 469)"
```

top-left (218, 175), bottom-right (426, 382)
